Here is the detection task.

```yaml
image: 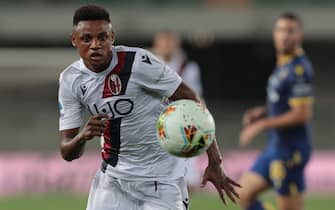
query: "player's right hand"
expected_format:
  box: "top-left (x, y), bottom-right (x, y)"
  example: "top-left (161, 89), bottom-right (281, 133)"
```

top-left (78, 114), bottom-right (109, 141)
top-left (242, 106), bottom-right (266, 126)
top-left (201, 164), bottom-right (241, 205)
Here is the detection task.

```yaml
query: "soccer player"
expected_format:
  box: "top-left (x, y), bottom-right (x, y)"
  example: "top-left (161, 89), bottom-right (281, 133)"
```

top-left (58, 5), bottom-right (239, 210)
top-left (152, 30), bottom-right (203, 191)
top-left (152, 31), bottom-right (203, 96)
top-left (237, 13), bottom-right (314, 210)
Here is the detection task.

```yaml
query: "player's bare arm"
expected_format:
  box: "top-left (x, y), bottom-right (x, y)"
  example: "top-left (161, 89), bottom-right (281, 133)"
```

top-left (263, 103), bottom-right (312, 129)
top-left (240, 103), bottom-right (312, 146)
top-left (242, 105), bottom-right (267, 126)
top-left (169, 81), bottom-right (199, 102)
top-left (170, 82), bottom-right (241, 204)
top-left (60, 114), bottom-right (108, 161)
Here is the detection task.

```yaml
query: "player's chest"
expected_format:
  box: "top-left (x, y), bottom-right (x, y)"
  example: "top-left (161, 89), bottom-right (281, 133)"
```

top-left (78, 74), bottom-right (138, 118)
top-left (267, 66), bottom-right (291, 102)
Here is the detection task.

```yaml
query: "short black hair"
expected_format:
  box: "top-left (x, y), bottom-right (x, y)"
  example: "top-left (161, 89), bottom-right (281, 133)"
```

top-left (73, 5), bottom-right (111, 26)
top-left (278, 12), bottom-right (303, 27)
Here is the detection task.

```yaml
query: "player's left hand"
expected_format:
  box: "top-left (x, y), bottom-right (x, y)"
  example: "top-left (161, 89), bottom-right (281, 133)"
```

top-left (239, 120), bottom-right (266, 147)
top-left (201, 164), bottom-right (241, 205)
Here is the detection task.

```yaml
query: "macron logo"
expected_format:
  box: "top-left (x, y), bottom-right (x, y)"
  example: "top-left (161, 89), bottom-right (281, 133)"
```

top-left (141, 54), bottom-right (152, 64)
top-left (80, 84), bottom-right (88, 96)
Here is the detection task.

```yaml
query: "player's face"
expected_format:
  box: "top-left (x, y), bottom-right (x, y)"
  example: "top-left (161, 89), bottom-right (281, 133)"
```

top-left (72, 20), bottom-right (115, 72)
top-left (273, 18), bottom-right (303, 54)
top-left (153, 32), bottom-right (179, 61)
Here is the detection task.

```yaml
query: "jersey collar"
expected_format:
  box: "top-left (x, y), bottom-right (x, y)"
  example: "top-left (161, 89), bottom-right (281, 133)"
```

top-left (277, 48), bottom-right (304, 66)
top-left (79, 46), bottom-right (118, 77)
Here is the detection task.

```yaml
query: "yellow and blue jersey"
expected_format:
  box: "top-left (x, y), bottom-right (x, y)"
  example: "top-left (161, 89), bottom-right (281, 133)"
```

top-left (251, 49), bottom-right (314, 195)
top-left (267, 49), bottom-right (314, 150)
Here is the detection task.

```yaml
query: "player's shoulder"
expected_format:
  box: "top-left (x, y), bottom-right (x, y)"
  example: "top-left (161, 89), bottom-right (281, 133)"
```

top-left (290, 55), bottom-right (314, 79)
top-left (115, 45), bottom-right (163, 70)
top-left (294, 55), bottom-right (313, 69)
top-left (58, 60), bottom-right (85, 93)
top-left (113, 45), bottom-right (149, 57)
top-left (59, 60), bottom-right (82, 81)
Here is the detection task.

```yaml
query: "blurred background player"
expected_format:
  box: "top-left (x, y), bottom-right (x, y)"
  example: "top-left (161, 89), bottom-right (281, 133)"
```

top-left (153, 31), bottom-right (203, 97)
top-left (152, 31), bottom-right (203, 192)
top-left (237, 13), bottom-right (314, 210)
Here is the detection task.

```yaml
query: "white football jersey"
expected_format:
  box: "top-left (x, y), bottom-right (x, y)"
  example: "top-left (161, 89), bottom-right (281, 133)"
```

top-left (59, 45), bottom-right (187, 181)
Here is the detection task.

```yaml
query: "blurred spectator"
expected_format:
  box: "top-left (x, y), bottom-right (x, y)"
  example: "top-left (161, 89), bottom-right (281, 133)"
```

top-left (152, 31), bottom-right (203, 192)
top-left (153, 31), bottom-right (203, 96)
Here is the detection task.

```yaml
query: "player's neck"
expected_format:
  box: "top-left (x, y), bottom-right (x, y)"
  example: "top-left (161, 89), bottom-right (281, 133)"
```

top-left (276, 47), bottom-right (304, 65)
top-left (85, 54), bottom-right (113, 73)
top-left (277, 47), bottom-right (303, 56)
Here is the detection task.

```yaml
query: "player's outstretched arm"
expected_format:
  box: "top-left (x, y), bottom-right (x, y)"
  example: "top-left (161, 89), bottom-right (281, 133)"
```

top-left (170, 82), bottom-right (241, 204)
top-left (261, 103), bottom-right (312, 129)
top-left (60, 114), bottom-right (108, 161)
top-left (240, 103), bottom-right (312, 146)
top-left (242, 105), bottom-right (267, 126)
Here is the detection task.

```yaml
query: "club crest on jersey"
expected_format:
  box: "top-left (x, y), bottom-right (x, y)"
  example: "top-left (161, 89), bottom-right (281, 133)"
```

top-left (108, 74), bottom-right (122, 96)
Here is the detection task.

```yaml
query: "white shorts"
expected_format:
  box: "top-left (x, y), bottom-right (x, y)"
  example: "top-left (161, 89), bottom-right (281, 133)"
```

top-left (86, 170), bottom-right (189, 210)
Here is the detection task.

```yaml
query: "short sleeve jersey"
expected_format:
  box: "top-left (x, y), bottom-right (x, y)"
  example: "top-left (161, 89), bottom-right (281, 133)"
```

top-left (266, 52), bottom-right (314, 148)
top-left (58, 45), bottom-right (186, 180)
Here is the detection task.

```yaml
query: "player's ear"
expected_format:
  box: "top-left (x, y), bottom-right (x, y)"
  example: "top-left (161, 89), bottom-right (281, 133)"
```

top-left (110, 31), bottom-right (115, 45)
top-left (71, 33), bottom-right (77, 48)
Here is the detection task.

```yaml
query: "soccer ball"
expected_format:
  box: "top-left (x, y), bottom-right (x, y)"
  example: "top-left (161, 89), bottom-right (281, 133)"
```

top-left (156, 99), bottom-right (216, 157)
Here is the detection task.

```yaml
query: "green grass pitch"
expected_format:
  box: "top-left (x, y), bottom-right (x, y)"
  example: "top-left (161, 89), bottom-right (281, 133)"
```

top-left (0, 193), bottom-right (334, 210)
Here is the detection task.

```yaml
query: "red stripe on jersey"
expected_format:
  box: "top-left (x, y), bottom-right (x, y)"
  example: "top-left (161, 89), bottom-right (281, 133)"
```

top-left (102, 120), bottom-right (112, 161)
top-left (102, 118), bottom-right (122, 167)
top-left (177, 59), bottom-right (188, 76)
top-left (100, 51), bottom-right (135, 166)
top-left (102, 52), bottom-right (126, 98)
